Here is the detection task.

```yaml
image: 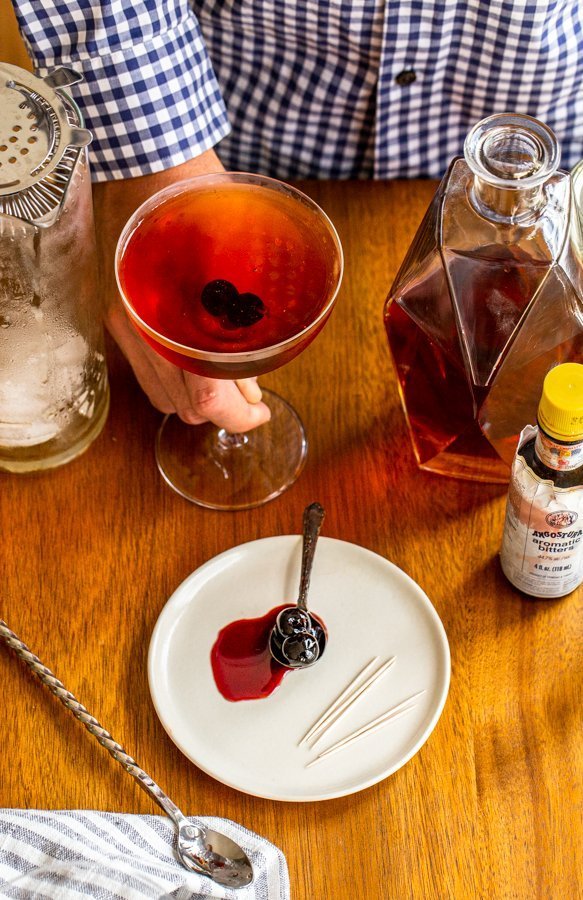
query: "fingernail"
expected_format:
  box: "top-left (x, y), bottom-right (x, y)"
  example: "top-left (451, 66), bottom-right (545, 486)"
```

top-left (254, 402), bottom-right (271, 425)
top-left (236, 379), bottom-right (263, 404)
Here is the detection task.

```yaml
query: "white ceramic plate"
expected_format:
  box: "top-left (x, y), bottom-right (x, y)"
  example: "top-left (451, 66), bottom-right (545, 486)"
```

top-left (148, 537), bottom-right (450, 802)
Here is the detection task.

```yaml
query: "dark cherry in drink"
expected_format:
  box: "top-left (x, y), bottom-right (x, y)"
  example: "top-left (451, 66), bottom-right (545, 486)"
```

top-left (117, 181), bottom-right (341, 378)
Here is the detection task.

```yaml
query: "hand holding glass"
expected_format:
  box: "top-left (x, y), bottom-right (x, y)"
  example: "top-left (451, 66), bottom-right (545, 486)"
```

top-left (115, 173), bottom-right (343, 510)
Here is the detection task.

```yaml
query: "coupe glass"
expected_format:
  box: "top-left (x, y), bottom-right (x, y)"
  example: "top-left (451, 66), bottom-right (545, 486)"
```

top-left (115, 172), bottom-right (343, 510)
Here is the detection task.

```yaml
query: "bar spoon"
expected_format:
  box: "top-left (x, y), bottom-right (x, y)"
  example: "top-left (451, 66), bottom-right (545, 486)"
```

top-left (0, 620), bottom-right (253, 889)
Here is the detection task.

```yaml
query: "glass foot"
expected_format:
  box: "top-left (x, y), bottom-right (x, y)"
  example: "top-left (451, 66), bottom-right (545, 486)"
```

top-left (155, 389), bottom-right (307, 510)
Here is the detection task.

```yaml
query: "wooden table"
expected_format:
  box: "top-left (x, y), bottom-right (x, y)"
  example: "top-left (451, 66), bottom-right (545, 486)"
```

top-left (1, 181), bottom-right (580, 900)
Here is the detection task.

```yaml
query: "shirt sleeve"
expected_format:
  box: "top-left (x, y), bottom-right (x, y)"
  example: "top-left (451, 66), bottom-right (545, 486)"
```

top-left (11, 1), bottom-right (231, 181)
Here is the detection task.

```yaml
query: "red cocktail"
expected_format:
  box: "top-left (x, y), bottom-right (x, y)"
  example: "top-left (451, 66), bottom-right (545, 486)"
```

top-left (117, 180), bottom-right (341, 378)
top-left (115, 173), bottom-right (343, 509)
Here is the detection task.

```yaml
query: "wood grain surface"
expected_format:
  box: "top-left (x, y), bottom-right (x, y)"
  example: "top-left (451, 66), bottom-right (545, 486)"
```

top-left (1, 179), bottom-right (581, 900)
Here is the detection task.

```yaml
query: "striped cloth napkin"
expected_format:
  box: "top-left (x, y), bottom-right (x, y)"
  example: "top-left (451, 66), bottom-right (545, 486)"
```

top-left (0, 810), bottom-right (289, 899)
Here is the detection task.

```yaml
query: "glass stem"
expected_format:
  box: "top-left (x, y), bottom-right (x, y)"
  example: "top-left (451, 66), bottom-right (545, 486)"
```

top-left (217, 429), bottom-right (249, 451)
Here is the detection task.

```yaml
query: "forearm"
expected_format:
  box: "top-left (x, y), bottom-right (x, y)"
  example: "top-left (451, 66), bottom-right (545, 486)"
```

top-left (11, 1), bottom-right (230, 181)
top-left (93, 148), bottom-right (225, 292)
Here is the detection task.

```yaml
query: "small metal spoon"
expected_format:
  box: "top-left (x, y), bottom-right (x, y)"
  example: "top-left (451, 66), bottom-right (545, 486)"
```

top-left (0, 620), bottom-right (253, 889)
top-left (269, 502), bottom-right (326, 668)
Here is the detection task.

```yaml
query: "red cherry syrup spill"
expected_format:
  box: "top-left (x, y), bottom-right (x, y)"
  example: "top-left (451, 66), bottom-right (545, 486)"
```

top-left (211, 605), bottom-right (290, 702)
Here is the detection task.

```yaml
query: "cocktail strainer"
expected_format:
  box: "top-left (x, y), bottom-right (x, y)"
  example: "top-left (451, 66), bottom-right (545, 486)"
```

top-left (0, 62), bottom-right (91, 227)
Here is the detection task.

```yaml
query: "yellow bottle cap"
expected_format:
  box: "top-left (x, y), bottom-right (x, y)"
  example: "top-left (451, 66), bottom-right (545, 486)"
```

top-left (537, 363), bottom-right (583, 441)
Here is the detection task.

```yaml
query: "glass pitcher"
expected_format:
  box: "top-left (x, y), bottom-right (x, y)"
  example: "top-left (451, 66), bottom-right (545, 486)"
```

top-left (383, 113), bottom-right (583, 483)
top-left (0, 63), bottom-right (109, 472)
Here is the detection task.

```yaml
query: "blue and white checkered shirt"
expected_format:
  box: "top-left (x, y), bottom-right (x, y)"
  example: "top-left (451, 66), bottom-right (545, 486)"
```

top-left (11, 0), bottom-right (583, 181)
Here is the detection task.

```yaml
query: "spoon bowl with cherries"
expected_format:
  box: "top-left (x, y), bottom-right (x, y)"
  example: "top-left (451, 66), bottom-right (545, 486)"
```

top-left (269, 502), bottom-right (327, 669)
top-left (210, 502), bottom-right (328, 701)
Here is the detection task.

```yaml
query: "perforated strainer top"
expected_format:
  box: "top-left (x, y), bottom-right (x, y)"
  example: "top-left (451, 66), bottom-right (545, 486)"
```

top-left (0, 63), bottom-right (92, 226)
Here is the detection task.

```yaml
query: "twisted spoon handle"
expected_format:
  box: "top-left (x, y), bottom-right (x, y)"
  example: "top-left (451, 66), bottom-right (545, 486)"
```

top-left (0, 620), bottom-right (185, 828)
top-left (297, 502), bottom-right (325, 611)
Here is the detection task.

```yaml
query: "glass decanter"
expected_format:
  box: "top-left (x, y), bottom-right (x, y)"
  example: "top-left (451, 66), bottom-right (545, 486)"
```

top-left (383, 113), bottom-right (583, 483)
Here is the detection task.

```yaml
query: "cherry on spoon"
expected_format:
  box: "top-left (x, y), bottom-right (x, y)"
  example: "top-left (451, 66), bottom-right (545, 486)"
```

top-left (269, 502), bottom-right (326, 668)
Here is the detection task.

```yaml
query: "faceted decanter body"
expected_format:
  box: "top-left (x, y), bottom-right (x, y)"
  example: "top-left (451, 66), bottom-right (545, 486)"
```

top-left (383, 114), bottom-right (583, 483)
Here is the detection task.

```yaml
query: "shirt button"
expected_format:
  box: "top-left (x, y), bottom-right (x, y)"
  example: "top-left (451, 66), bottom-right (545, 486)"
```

top-left (395, 70), bottom-right (417, 86)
